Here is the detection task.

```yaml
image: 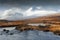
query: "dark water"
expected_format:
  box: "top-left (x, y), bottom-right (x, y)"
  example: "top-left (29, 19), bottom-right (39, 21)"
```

top-left (0, 30), bottom-right (60, 40)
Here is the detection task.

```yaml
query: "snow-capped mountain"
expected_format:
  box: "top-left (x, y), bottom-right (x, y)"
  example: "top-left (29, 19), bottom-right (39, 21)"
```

top-left (0, 7), bottom-right (58, 20)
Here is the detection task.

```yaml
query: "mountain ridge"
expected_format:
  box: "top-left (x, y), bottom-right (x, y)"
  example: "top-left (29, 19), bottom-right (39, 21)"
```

top-left (24, 13), bottom-right (60, 23)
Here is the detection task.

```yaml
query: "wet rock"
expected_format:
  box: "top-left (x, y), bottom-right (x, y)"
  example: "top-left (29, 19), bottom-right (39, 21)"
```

top-left (3, 29), bottom-right (6, 32)
top-left (6, 30), bottom-right (9, 33)
top-left (9, 33), bottom-right (14, 35)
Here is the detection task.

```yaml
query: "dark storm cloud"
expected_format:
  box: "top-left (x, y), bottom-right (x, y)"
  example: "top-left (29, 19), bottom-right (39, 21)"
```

top-left (0, 0), bottom-right (60, 11)
top-left (0, 0), bottom-right (60, 6)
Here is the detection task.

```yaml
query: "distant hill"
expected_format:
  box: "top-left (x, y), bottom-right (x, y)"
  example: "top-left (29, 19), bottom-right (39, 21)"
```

top-left (0, 13), bottom-right (60, 24)
top-left (25, 13), bottom-right (60, 23)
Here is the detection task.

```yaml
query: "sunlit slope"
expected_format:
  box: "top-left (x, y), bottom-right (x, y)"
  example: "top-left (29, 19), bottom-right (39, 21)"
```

top-left (23, 13), bottom-right (60, 33)
top-left (25, 13), bottom-right (60, 24)
top-left (0, 20), bottom-right (25, 27)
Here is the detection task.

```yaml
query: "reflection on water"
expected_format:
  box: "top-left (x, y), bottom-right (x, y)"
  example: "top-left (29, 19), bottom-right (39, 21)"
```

top-left (0, 27), bottom-right (16, 31)
top-left (0, 29), bottom-right (60, 40)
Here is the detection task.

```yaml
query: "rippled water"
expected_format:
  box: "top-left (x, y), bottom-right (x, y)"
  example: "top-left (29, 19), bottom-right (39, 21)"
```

top-left (0, 29), bottom-right (60, 40)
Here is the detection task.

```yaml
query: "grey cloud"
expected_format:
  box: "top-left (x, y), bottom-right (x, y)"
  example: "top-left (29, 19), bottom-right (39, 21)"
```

top-left (0, 0), bottom-right (60, 14)
top-left (0, 0), bottom-right (60, 6)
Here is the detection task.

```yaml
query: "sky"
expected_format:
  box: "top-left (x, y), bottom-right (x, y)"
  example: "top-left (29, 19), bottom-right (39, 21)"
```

top-left (0, 0), bottom-right (60, 20)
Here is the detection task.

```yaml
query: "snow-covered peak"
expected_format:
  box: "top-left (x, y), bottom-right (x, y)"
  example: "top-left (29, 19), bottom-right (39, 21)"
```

top-left (0, 7), bottom-right (58, 20)
top-left (1, 8), bottom-right (25, 20)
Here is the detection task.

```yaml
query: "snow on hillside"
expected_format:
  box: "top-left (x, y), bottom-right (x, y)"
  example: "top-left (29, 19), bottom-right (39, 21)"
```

top-left (0, 29), bottom-right (60, 40)
top-left (0, 7), bottom-right (57, 20)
